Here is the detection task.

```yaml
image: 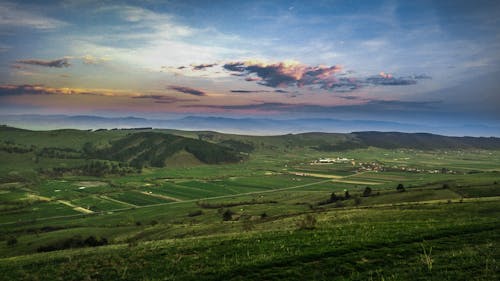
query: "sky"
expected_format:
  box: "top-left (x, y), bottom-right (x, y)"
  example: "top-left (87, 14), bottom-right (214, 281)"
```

top-left (0, 0), bottom-right (499, 133)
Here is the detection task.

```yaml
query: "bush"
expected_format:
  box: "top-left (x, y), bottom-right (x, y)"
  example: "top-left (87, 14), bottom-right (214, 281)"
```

top-left (296, 214), bottom-right (317, 230)
top-left (354, 196), bottom-right (362, 206)
top-left (188, 210), bottom-right (203, 217)
top-left (37, 235), bottom-right (108, 253)
top-left (362, 187), bottom-right (372, 197)
top-left (330, 192), bottom-right (340, 202)
top-left (222, 209), bottom-right (234, 221)
top-left (397, 183), bottom-right (405, 192)
top-left (344, 190), bottom-right (351, 199)
top-left (6, 236), bottom-right (17, 246)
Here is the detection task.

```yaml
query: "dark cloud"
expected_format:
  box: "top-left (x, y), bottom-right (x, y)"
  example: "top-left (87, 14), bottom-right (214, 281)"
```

top-left (191, 63), bottom-right (217, 70)
top-left (132, 94), bottom-right (197, 103)
top-left (15, 58), bottom-right (70, 68)
top-left (229, 89), bottom-right (290, 94)
top-left (230, 90), bottom-right (270, 93)
top-left (167, 85), bottom-right (207, 96)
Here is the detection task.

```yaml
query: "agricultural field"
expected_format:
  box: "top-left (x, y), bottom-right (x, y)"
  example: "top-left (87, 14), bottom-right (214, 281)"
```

top-left (0, 127), bottom-right (499, 280)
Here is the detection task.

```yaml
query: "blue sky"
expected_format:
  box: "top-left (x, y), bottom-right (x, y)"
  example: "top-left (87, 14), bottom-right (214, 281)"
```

top-left (0, 0), bottom-right (499, 132)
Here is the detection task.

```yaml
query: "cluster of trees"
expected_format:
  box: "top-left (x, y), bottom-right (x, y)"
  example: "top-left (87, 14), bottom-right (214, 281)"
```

top-left (37, 160), bottom-right (139, 177)
top-left (81, 160), bottom-right (139, 176)
top-left (0, 141), bottom-right (34, 154)
top-left (318, 190), bottom-right (352, 205)
top-left (36, 147), bottom-right (81, 159)
top-left (92, 132), bottom-right (242, 168)
top-left (37, 235), bottom-right (108, 253)
top-left (196, 199), bottom-right (277, 209)
top-left (219, 140), bottom-right (255, 153)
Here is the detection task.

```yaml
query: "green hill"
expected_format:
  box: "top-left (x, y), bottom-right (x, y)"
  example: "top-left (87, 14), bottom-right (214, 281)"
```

top-left (90, 132), bottom-right (242, 168)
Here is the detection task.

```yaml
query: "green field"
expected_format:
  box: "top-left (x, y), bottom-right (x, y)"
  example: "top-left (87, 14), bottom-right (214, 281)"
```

top-left (0, 127), bottom-right (499, 280)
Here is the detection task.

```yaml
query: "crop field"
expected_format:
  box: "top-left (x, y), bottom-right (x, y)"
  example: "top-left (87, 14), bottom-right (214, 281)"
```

top-left (0, 127), bottom-right (499, 280)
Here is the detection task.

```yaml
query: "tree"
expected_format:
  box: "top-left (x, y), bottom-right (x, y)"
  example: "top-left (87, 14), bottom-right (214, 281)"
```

top-left (330, 192), bottom-right (339, 202)
top-left (362, 186), bottom-right (372, 197)
top-left (397, 183), bottom-right (405, 192)
top-left (344, 190), bottom-right (351, 199)
top-left (222, 209), bottom-right (234, 221)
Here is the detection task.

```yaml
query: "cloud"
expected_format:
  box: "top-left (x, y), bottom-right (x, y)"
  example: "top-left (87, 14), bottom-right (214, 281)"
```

top-left (0, 84), bottom-right (55, 96)
top-left (221, 60), bottom-right (426, 91)
top-left (0, 84), bottom-right (125, 97)
top-left (229, 89), bottom-right (290, 94)
top-left (191, 63), bottom-right (217, 70)
top-left (132, 95), bottom-right (197, 103)
top-left (16, 58), bottom-right (71, 68)
top-left (274, 89), bottom-right (289, 93)
top-left (0, 2), bottom-right (66, 30)
top-left (167, 85), bottom-right (207, 96)
top-left (230, 90), bottom-right (270, 93)
top-left (81, 55), bottom-right (110, 65)
top-left (413, 74), bottom-right (432, 79)
top-left (365, 73), bottom-right (417, 86)
top-left (223, 60), bottom-right (342, 88)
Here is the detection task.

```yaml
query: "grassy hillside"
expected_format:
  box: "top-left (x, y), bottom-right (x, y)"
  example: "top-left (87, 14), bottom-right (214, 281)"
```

top-left (0, 125), bottom-right (499, 280)
top-left (91, 132), bottom-right (242, 168)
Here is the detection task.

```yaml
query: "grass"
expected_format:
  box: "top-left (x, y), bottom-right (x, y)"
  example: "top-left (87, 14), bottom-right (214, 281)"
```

top-left (0, 201), bottom-right (498, 280)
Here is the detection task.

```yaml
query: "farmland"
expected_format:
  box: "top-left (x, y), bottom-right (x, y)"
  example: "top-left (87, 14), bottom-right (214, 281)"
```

top-left (0, 126), bottom-right (499, 280)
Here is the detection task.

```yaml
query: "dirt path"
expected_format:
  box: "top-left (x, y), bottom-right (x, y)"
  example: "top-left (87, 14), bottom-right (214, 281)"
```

top-left (330, 179), bottom-right (382, 185)
top-left (289, 171), bottom-right (381, 185)
top-left (288, 172), bottom-right (343, 179)
top-left (57, 200), bottom-right (94, 214)
top-left (138, 191), bottom-right (182, 202)
top-left (99, 195), bottom-right (137, 207)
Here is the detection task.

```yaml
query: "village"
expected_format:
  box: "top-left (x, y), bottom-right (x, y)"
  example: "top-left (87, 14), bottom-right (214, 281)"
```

top-left (310, 157), bottom-right (457, 174)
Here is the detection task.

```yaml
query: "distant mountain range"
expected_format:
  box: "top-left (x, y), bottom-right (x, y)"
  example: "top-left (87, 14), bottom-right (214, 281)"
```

top-left (1, 114), bottom-right (499, 137)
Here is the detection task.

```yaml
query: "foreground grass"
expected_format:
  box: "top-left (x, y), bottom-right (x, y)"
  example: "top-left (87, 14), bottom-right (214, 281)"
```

top-left (1, 201), bottom-right (498, 280)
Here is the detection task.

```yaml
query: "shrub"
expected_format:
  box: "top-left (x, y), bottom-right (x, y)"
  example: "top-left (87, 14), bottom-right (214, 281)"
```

top-left (222, 209), bottom-right (234, 221)
top-left (354, 196), bottom-right (362, 206)
top-left (362, 187), bottom-right (372, 197)
top-left (188, 210), bottom-right (203, 217)
top-left (344, 190), bottom-right (351, 199)
top-left (296, 214), bottom-right (317, 230)
top-left (37, 235), bottom-right (108, 252)
top-left (397, 183), bottom-right (405, 192)
top-left (6, 236), bottom-right (17, 246)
